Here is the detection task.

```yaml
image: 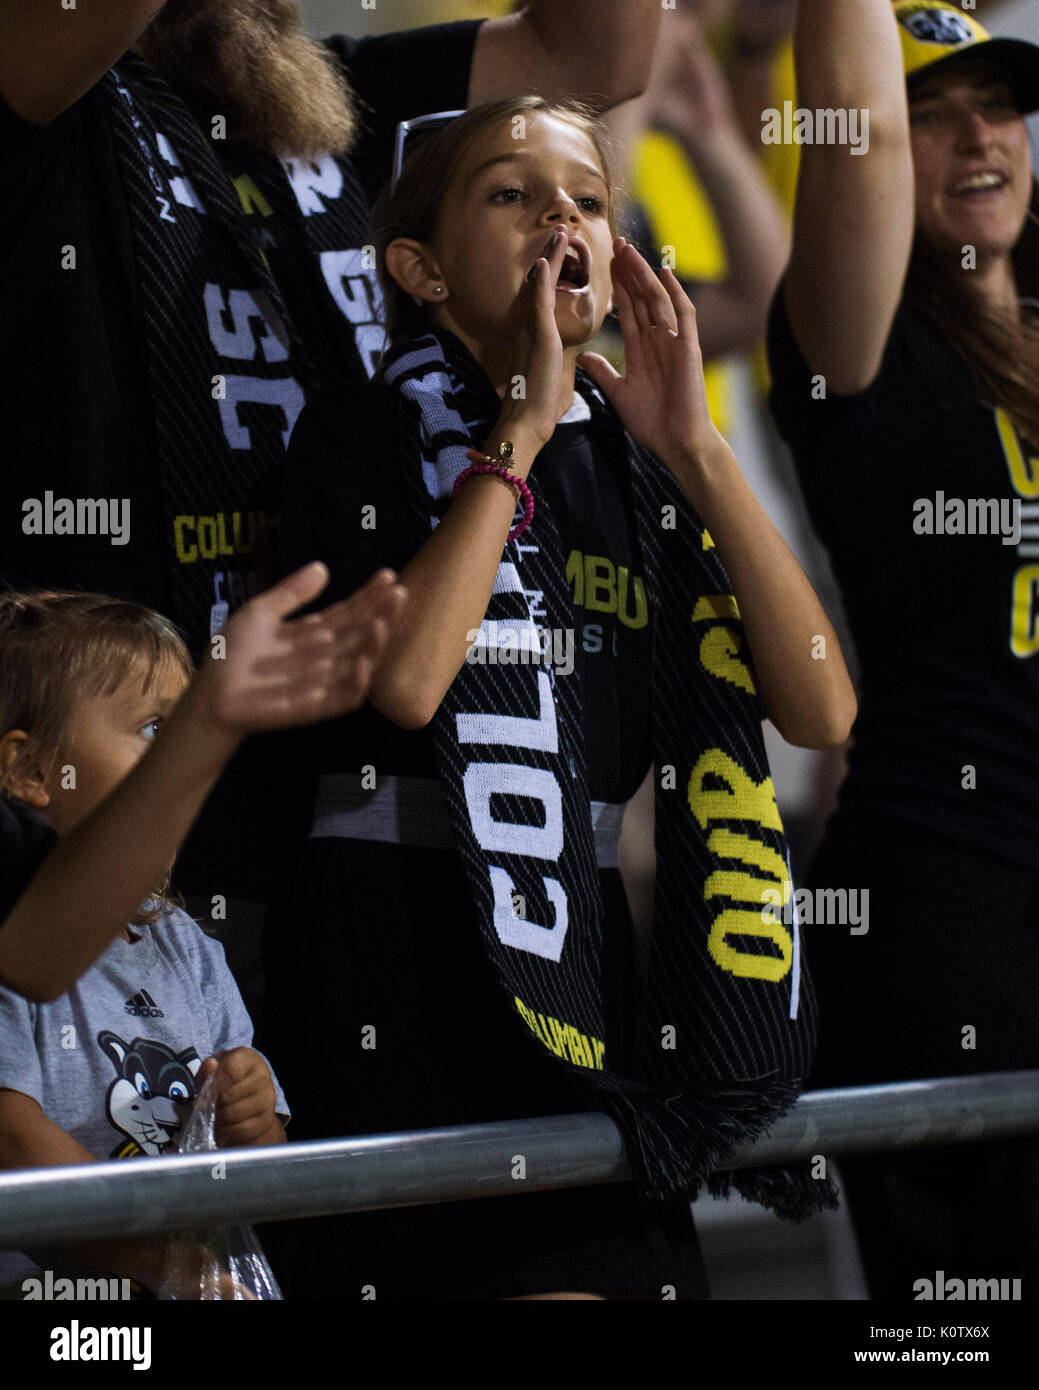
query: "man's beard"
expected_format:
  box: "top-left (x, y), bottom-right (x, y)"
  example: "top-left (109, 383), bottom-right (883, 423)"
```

top-left (135, 0), bottom-right (358, 158)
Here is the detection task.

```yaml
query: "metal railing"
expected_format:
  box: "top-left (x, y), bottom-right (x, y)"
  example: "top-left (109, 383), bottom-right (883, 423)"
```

top-left (1, 1072), bottom-right (1037, 1248)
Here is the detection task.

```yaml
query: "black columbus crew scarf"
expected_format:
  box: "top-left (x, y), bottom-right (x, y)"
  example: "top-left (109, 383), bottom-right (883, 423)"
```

top-left (381, 327), bottom-right (836, 1218)
top-left (100, 53), bottom-right (369, 653)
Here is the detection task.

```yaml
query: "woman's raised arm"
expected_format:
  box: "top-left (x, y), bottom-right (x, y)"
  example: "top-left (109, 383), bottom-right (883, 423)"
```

top-left (783, 0), bottom-right (915, 395)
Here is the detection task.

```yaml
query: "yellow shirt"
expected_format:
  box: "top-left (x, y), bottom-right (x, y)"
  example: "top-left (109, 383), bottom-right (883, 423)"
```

top-left (627, 36), bottom-right (801, 420)
top-left (628, 129), bottom-right (733, 434)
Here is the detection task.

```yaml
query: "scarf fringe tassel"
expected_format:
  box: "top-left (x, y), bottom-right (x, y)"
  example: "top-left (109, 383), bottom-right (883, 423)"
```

top-left (582, 1070), bottom-right (839, 1221)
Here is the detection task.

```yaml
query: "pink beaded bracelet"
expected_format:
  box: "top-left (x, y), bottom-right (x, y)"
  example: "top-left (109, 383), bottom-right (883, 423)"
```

top-left (453, 443), bottom-right (534, 541)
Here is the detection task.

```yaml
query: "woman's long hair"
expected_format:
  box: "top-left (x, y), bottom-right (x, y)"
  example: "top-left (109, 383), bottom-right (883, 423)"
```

top-left (905, 176), bottom-right (1039, 449)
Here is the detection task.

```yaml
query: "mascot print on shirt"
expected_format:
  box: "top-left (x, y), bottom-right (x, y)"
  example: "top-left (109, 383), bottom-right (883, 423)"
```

top-left (97, 1030), bottom-right (202, 1158)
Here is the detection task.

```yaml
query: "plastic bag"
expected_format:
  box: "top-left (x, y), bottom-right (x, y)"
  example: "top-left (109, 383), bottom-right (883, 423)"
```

top-left (158, 1075), bottom-right (283, 1300)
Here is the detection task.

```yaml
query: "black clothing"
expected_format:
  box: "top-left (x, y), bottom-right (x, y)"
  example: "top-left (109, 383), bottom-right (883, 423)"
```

top-left (0, 798), bottom-right (56, 927)
top-left (767, 285), bottom-right (1039, 872)
top-left (805, 810), bottom-right (1039, 1090)
top-left (0, 20), bottom-right (481, 618)
top-left (0, 22), bottom-right (482, 903)
top-left (767, 279), bottom-right (1039, 1296)
top-left (804, 810), bottom-right (1039, 1299)
top-left (265, 385), bottom-right (709, 1299)
top-left (535, 415), bottom-right (654, 805)
top-left (279, 385), bottom-right (654, 807)
top-left (262, 844), bottom-right (709, 1301)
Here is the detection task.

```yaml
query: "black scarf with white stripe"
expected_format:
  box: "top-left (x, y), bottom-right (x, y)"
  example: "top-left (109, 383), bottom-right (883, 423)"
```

top-left (100, 53), bottom-right (370, 653)
top-left (381, 327), bottom-right (835, 1218)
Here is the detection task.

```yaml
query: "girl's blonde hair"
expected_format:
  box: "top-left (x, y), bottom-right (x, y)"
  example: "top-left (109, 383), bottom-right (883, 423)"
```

top-left (0, 590), bottom-right (195, 926)
top-left (372, 95), bottom-right (621, 353)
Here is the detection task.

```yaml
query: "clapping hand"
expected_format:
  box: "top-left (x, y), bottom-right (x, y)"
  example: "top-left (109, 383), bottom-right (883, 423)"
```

top-left (196, 561), bottom-right (406, 735)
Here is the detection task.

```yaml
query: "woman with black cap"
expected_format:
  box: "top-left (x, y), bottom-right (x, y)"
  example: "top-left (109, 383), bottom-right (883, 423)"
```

top-left (768, 0), bottom-right (1039, 1300)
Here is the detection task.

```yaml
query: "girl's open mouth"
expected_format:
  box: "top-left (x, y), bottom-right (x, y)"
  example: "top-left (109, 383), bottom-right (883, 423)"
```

top-left (556, 245), bottom-right (589, 291)
top-left (531, 234), bottom-right (590, 294)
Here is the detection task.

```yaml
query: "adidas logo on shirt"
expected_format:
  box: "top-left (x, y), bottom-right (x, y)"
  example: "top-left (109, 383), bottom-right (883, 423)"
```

top-left (124, 990), bottom-right (164, 1018)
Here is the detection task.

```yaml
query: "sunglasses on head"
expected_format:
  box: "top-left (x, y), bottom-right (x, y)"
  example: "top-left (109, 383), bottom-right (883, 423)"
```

top-left (390, 110), bottom-right (466, 194)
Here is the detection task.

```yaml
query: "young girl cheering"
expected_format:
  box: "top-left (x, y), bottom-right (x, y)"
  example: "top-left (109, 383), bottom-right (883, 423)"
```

top-left (271, 95), bottom-right (856, 1302)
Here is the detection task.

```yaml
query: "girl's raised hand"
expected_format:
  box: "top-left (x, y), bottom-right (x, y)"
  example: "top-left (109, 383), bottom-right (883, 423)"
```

top-left (195, 562), bottom-right (407, 734)
top-left (578, 238), bottom-right (726, 471)
top-left (496, 227), bottom-right (570, 454)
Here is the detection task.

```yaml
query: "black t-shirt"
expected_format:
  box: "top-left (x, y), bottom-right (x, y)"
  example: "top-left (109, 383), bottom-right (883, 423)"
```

top-left (272, 383), bottom-right (653, 1135)
top-left (767, 282), bottom-right (1039, 870)
top-left (280, 385), bottom-right (654, 805)
top-left (0, 21), bottom-right (481, 613)
top-left (0, 23), bottom-right (482, 900)
top-left (0, 797), bottom-right (57, 927)
top-left (534, 409), bottom-right (653, 805)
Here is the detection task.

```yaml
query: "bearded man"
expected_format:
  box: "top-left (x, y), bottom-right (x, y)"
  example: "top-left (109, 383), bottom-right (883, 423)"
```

top-left (0, 2), bottom-right (658, 1020)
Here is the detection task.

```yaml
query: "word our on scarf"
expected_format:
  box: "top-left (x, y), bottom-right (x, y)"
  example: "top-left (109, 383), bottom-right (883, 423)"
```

top-left (688, 749), bottom-right (798, 985)
top-left (21, 494), bottom-right (130, 547)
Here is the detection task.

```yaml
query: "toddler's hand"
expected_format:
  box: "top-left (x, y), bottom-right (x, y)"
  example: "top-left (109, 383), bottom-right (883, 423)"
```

top-left (196, 1047), bottom-right (281, 1148)
top-left (195, 562), bottom-right (406, 735)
